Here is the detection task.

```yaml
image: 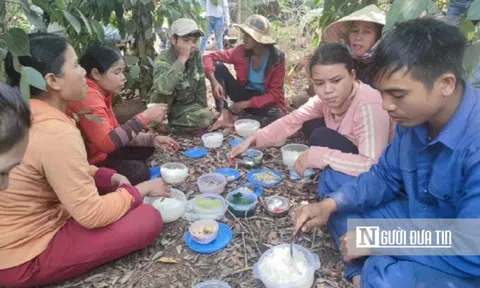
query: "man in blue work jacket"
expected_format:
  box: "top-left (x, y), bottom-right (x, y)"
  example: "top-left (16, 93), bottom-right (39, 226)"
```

top-left (294, 18), bottom-right (480, 288)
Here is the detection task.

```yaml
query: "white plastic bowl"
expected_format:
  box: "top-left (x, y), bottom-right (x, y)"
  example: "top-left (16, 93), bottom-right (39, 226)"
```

top-left (201, 132), bottom-right (224, 149)
top-left (194, 280), bottom-right (231, 288)
top-left (143, 188), bottom-right (187, 223)
top-left (160, 162), bottom-right (188, 184)
top-left (280, 143), bottom-right (309, 167)
top-left (234, 119), bottom-right (260, 138)
top-left (253, 244), bottom-right (321, 288)
top-left (197, 173), bottom-right (227, 194)
top-left (189, 219), bottom-right (219, 244)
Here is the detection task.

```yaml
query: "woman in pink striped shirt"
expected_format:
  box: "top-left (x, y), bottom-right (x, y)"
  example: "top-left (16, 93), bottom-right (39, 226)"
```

top-left (229, 43), bottom-right (393, 193)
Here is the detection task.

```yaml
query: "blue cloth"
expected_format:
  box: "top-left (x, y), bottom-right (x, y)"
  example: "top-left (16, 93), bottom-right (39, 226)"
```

top-left (323, 83), bottom-right (480, 282)
top-left (245, 49), bottom-right (269, 93)
top-left (200, 16), bottom-right (225, 56)
top-left (447, 0), bottom-right (474, 17)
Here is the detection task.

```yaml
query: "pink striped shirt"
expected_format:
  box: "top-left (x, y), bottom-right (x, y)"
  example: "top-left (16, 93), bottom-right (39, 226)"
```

top-left (255, 81), bottom-right (393, 177)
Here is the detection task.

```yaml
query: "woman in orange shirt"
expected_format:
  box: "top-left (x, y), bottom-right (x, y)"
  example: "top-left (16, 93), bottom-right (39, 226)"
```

top-left (0, 33), bottom-right (171, 288)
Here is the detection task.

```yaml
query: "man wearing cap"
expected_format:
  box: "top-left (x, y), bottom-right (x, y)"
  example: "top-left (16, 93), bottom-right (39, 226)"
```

top-left (203, 14), bottom-right (287, 131)
top-left (147, 18), bottom-right (214, 134)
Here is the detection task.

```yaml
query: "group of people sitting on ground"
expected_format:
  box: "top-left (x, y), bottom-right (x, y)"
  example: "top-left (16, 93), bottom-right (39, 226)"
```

top-left (0, 3), bottom-right (479, 288)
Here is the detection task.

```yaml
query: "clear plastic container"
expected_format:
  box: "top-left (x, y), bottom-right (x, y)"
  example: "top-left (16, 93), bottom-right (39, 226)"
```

top-left (253, 244), bottom-right (321, 288)
top-left (193, 193), bottom-right (227, 215)
top-left (160, 162), bottom-right (189, 184)
top-left (143, 189), bottom-right (187, 223)
top-left (201, 132), bottom-right (224, 149)
top-left (234, 119), bottom-right (260, 138)
top-left (225, 189), bottom-right (258, 218)
top-left (197, 173), bottom-right (227, 194)
top-left (280, 144), bottom-right (309, 167)
top-left (189, 219), bottom-right (219, 244)
top-left (194, 280), bottom-right (231, 288)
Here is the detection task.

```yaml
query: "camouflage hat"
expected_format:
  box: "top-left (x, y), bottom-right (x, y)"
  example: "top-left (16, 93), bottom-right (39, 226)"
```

top-left (170, 18), bottom-right (205, 37)
top-left (233, 14), bottom-right (276, 45)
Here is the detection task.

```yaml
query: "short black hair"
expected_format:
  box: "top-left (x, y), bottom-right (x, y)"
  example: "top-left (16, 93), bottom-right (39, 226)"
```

top-left (4, 33), bottom-right (68, 98)
top-left (374, 18), bottom-right (467, 89)
top-left (309, 43), bottom-right (354, 75)
top-left (0, 82), bottom-right (31, 154)
top-left (80, 45), bottom-right (123, 78)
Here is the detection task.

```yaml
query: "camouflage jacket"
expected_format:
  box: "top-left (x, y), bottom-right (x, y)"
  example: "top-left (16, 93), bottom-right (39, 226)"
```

top-left (148, 47), bottom-right (213, 133)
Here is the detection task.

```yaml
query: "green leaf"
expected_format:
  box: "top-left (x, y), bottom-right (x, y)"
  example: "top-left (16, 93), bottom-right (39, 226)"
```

top-left (72, 113), bottom-right (80, 122)
top-left (6, 28), bottom-right (30, 57)
top-left (131, 0), bottom-right (138, 5)
top-left (129, 65), bottom-right (141, 79)
top-left (24, 9), bottom-right (48, 32)
top-left (22, 66), bottom-right (46, 91)
top-left (76, 9), bottom-right (92, 35)
top-left (124, 55), bottom-right (139, 66)
top-left (464, 41), bottom-right (480, 78)
top-left (460, 20), bottom-right (476, 41)
top-left (13, 56), bottom-right (22, 73)
top-left (63, 10), bottom-right (82, 34)
top-left (467, 0), bottom-right (480, 21)
top-left (90, 20), bottom-right (105, 42)
top-left (55, 0), bottom-right (66, 10)
top-left (11, 0), bottom-right (29, 11)
top-left (384, 0), bottom-right (430, 33)
top-left (20, 71), bottom-right (30, 101)
top-left (125, 20), bottom-right (136, 34)
top-left (312, 33), bottom-right (320, 47)
top-left (140, 0), bottom-right (152, 4)
top-left (47, 22), bottom-right (67, 35)
top-left (145, 28), bottom-right (153, 40)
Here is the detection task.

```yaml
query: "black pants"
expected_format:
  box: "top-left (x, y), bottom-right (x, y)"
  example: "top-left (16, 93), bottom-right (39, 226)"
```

top-left (214, 62), bottom-right (284, 128)
top-left (100, 147), bottom-right (155, 186)
top-left (302, 118), bottom-right (359, 154)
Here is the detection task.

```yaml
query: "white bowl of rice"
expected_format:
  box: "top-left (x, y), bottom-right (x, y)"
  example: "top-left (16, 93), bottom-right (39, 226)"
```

top-left (143, 188), bottom-right (187, 223)
top-left (234, 119), bottom-right (260, 138)
top-left (160, 162), bottom-right (189, 184)
top-left (201, 132), bottom-right (224, 149)
top-left (253, 243), bottom-right (320, 288)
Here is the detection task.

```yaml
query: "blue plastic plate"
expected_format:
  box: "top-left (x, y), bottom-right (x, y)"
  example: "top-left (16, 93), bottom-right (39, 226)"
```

top-left (215, 168), bottom-right (241, 182)
top-left (184, 147), bottom-right (208, 159)
top-left (235, 183), bottom-right (263, 197)
top-left (184, 223), bottom-right (233, 254)
top-left (150, 166), bottom-right (161, 180)
top-left (246, 169), bottom-right (283, 187)
top-left (229, 137), bottom-right (245, 147)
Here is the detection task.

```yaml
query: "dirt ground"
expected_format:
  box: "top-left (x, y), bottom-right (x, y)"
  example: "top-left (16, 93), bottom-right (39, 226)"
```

top-left (43, 34), bottom-right (353, 288)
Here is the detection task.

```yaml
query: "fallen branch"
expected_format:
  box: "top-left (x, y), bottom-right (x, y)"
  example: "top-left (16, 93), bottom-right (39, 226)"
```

top-left (242, 232), bottom-right (248, 268)
top-left (228, 209), bottom-right (262, 255)
top-left (227, 266), bottom-right (252, 276)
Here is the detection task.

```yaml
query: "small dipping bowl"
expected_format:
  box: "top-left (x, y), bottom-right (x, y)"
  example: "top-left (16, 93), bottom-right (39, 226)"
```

top-left (160, 162), bottom-right (189, 185)
top-left (189, 219), bottom-right (219, 244)
top-left (201, 132), bottom-right (224, 149)
top-left (264, 196), bottom-right (290, 217)
top-left (226, 189), bottom-right (258, 218)
top-left (197, 173), bottom-right (227, 194)
top-left (239, 149), bottom-right (263, 168)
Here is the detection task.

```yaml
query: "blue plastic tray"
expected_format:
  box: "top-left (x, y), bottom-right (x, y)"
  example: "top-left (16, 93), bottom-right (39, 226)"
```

top-left (184, 147), bottom-right (208, 159)
top-left (184, 223), bottom-right (233, 254)
top-left (246, 169), bottom-right (283, 187)
top-left (150, 166), bottom-right (161, 180)
top-left (229, 137), bottom-right (245, 147)
top-left (215, 168), bottom-right (241, 182)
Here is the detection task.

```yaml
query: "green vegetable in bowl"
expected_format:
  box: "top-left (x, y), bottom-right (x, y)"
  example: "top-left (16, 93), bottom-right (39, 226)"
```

top-left (195, 197), bottom-right (223, 209)
top-left (230, 192), bottom-right (254, 205)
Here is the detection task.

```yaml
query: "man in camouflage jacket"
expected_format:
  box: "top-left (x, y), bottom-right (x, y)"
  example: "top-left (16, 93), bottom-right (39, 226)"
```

top-left (148, 18), bottom-right (213, 133)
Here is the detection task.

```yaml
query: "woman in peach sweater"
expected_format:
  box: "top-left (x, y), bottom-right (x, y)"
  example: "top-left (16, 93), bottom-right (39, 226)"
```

top-left (0, 33), bottom-right (171, 288)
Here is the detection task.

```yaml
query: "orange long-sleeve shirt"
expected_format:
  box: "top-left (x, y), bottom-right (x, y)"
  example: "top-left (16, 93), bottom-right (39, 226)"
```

top-left (0, 99), bottom-right (140, 270)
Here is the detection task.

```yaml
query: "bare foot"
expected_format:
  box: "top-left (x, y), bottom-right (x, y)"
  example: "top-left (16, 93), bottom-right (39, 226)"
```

top-left (208, 110), bottom-right (234, 131)
top-left (352, 275), bottom-right (361, 288)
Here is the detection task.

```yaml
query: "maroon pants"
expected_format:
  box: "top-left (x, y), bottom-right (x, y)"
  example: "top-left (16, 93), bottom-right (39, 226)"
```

top-left (0, 204), bottom-right (162, 288)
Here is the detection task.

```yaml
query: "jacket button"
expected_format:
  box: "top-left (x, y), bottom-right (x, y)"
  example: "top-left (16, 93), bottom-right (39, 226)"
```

top-left (444, 195), bottom-right (451, 201)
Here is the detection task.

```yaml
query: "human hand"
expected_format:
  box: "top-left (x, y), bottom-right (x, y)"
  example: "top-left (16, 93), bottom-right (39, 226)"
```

top-left (212, 82), bottom-right (225, 100)
top-left (294, 151), bottom-right (309, 176)
top-left (154, 135), bottom-right (180, 153)
top-left (340, 230), bottom-right (373, 263)
top-left (293, 199), bottom-right (337, 235)
top-left (231, 100), bottom-right (251, 114)
top-left (177, 40), bottom-right (191, 63)
top-left (142, 104), bottom-right (168, 123)
top-left (227, 136), bottom-right (256, 164)
top-left (110, 173), bottom-right (131, 189)
top-left (135, 178), bottom-right (172, 198)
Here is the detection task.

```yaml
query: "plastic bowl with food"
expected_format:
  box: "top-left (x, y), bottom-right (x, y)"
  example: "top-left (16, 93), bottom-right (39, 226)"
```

top-left (234, 119), bottom-right (260, 138)
top-left (264, 196), bottom-right (290, 217)
top-left (201, 132), bottom-right (224, 149)
top-left (189, 219), bottom-right (219, 244)
top-left (280, 143), bottom-right (309, 167)
top-left (193, 193), bottom-right (227, 216)
top-left (143, 188), bottom-right (187, 223)
top-left (160, 162), bottom-right (189, 184)
top-left (239, 149), bottom-right (263, 169)
top-left (197, 173), bottom-right (227, 194)
top-left (226, 189), bottom-right (258, 218)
